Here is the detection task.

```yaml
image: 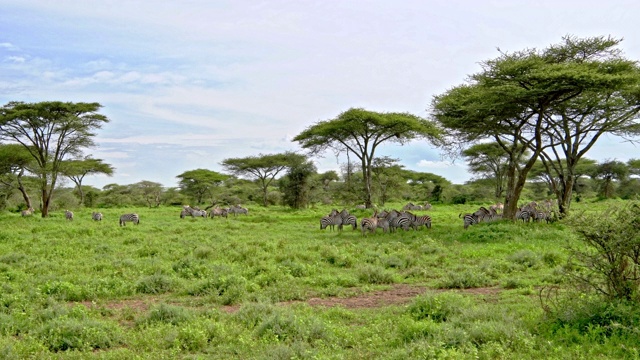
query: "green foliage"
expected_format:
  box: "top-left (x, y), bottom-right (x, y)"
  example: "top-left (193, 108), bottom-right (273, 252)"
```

top-left (0, 201), bottom-right (636, 358)
top-left (566, 203), bottom-right (640, 301)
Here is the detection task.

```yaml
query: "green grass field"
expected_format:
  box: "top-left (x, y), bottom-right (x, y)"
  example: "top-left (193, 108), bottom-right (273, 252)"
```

top-left (0, 201), bottom-right (637, 359)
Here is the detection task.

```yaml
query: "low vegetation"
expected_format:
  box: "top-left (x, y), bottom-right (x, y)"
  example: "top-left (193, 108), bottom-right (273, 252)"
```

top-left (0, 200), bottom-right (638, 358)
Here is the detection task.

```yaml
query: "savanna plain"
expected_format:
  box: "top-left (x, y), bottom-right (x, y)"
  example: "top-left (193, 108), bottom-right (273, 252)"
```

top-left (0, 200), bottom-right (638, 359)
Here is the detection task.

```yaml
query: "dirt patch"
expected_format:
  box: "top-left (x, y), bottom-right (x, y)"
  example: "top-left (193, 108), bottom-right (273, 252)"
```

top-left (221, 284), bottom-right (502, 313)
top-left (76, 285), bottom-right (502, 314)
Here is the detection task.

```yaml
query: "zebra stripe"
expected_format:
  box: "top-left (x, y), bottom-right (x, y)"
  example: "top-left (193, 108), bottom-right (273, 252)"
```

top-left (320, 214), bottom-right (343, 231)
top-left (515, 208), bottom-right (532, 223)
top-left (360, 211), bottom-right (379, 236)
top-left (390, 212), bottom-right (412, 231)
top-left (65, 210), bottom-right (74, 221)
top-left (412, 214), bottom-right (432, 229)
top-left (181, 205), bottom-right (207, 218)
top-left (91, 212), bottom-right (103, 221)
top-left (376, 217), bottom-right (390, 233)
top-left (119, 213), bottom-right (140, 226)
top-left (460, 213), bottom-right (479, 230)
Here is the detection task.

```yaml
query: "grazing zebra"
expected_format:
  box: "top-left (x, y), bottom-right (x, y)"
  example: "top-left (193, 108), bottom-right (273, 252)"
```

top-left (320, 214), bottom-right (343, 231)
top-left (515, 208), bottom-right (532, 223)
top-left (181, 205), bottom-right (206, 218)
top-left (21, 207), bottom-right (35, 217)
top-left (229, 205), bottom-right (248, 216)
top-left (210, 207), bottom-right (228, 218)
top-left (423, 202), bottom-right (432, 211)
top-left (336, 209), bottom-right (357, 230)
top-left (119, 213), bottom-right (140, 226)
top-left (360, 210), bottom-right (379, 236)
top-left (489, 202), bottom-right (504, 213)
top-left (389, 211), bottom-right (413, 231)
top-left (355, 204), bottom-right (366, 210)
top-left (376, 217), bottom-right (390, 233)
top-left (460, 213), bottom-right (480, 230)
top-left (65, 210), bottom-right (74, 221)
top-left (91, 212), bottom-right (103, 221)
top-left (411, 214), bottom-right (432, 229)
top-left (403, 202), bottom-right (422, 211)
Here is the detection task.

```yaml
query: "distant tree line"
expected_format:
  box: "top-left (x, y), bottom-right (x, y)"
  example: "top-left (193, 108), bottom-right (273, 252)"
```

top-left (2, 36), bottom-right (640, 215)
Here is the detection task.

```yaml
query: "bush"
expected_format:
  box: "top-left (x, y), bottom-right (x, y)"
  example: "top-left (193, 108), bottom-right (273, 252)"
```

top-left (566, 204), bottom-right (640, 301)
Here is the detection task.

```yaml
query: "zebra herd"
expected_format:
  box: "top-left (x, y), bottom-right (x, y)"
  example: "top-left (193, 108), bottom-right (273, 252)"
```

top-left (460, 201), bottom-right (555, 230)
top-left (320, 207), bottom-right (432, 236)
top-left (180, 204), bottom-right (249, 219)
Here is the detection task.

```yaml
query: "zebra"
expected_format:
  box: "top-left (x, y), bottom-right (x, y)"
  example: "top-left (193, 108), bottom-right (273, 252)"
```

top-left (21, 207), bottom-right (35, 217)
top-left (376, 217), bottom-right (390, 233)
top-left (119, 213), bottom-right (140, 226)
top-left (489, 202), bottom-right (504, 214)
top-left (390, 211), bottom-right (413, 231)
top-left (411, 214), bottom-right (432, 229)
top-left (515, 208), bottom-right (532, 223)
top-left (337, 209), bottom-right (357, 230)
top-left (320, 213), bottom-right (343, 231)
top-left (65, 210), bottom-right (74, 221)
top-left (229, 205), bottom-right (248, 216)
top-left (91, 212), bottom-right (103, 221)
top-left (355, 204), bottom-right (366, 210)
top-left (210, 207), bottom-right (228, 218)
top-left (460, 213), bottom-right (480, 230)
top-left (181, 205), bottom-right (206, 218)
top-left (360, 210), bottom-right (379, 236)
top-left (423, 202), bottom-right (432, 211)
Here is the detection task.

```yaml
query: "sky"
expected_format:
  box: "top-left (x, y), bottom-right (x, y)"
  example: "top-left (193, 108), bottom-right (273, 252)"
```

top-left (2, 0), bottom-right (640, 189)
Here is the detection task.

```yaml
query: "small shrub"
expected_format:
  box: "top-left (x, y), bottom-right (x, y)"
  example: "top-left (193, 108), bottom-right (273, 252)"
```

top-left (357, 265), bottom-right (396, 284)
top-left (507, 250), bottom-right (540, 268)
top-left (135, 274), bottom-right (173, 294)
top-left (36, 318), bottom-right (122, 352)
top-left (137, 303), bottom-right (192, 326)
top-left (407, 292), bottom-right (471, 322)
top-left (438, 269), bottom-right (492, 289)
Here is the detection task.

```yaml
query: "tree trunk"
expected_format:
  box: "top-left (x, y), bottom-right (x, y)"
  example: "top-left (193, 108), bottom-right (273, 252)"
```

top-left (41, 188), bottom-right (50, 217)
top-left (558, 177), bottom-right (574, 216)
top-left (362, 158), bottom-right (373, 208)
top-left (16, 171), bottom-right (32, 209)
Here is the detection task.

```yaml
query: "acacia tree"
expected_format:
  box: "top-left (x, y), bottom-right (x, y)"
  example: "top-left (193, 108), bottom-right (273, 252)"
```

top-left (432, 36), bottom-right (638, 219)
top-left (0, 143), bottom-right (36, 209)
top-left (535, 37), bottom-right (640, 214)
top-left (293, 108), bottom-right (441, 208)
top-left (593, 160), bottom-right (629, 198)
top-left (462, 142), bottom-right (515, 198)
top-left (62, 157), bottom-right (114, 205)
top-left (221, 152), bottom-right (305, 207)
top-left (176, 168), bottom-right (228, 205)
top-left (0, 101), bottom-right (109, 217)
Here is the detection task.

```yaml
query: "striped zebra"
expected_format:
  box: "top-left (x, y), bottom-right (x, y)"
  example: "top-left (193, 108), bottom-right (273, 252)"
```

top-left (360, 210), bottom-right (379, 236)
top-left (337, 209), bottom-right (357, 230)
top-left (229, 205), bottom-right (248, 216)
top-left (515, 208), bottom-right (532, 223)
top-left (210, 207), bottom-right (228, 218)
top-left (376, 217), bottom-right (390, 233)
top-left (91, 212), bottom-right (103, 221)
top-left (65, 210), bottom-right (74, 221)
top-left (390, 211), bottom-right (413, 231)
top-left (320, 213), bottom-right (343, 231)
top-left (460, 213), bottom-right (480, 230)
top-left (411, 213), bottom-right (432, 229)
top-left (21, 207), bottom-right (35, 217)
top-left (119, 213), bottom-right (140, 226)
top-left (181, 205), bottom-right (207, 218)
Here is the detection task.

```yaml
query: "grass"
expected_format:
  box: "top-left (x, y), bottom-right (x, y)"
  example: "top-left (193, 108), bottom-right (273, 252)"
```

top-left (0, 200), bottom-right (637, 358)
